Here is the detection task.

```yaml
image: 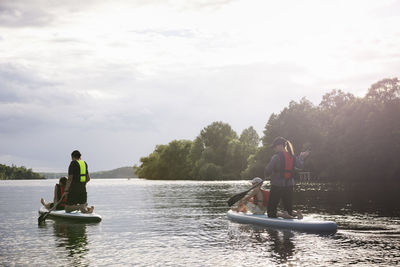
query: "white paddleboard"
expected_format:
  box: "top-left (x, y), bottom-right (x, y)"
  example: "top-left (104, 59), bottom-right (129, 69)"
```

top-left (39, 206), bottom-right (102, 223)
top-left (227, 210), bottom-right (337, 234)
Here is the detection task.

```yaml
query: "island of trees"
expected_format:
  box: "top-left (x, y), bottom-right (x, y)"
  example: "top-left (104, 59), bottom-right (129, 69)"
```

top-left (0, 164), bottom-right (45, 180)
top-left (135, 78), bottom-right (400, 182)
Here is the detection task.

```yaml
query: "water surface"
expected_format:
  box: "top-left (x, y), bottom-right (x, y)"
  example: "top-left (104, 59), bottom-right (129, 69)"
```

top-left (0, 179), bottom-right (399, 266)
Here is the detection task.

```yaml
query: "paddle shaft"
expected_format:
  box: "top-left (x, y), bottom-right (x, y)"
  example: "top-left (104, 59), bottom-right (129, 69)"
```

top-left (227, 181), bottom-right (263, 207)
top-left (38, 194), bottom-right (66, 223)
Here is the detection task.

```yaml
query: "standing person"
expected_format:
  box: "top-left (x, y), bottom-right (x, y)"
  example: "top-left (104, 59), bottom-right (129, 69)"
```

top-left (234, 177), bottom-right (301, 219)
top-left (40, 176), bottom-right (68, 210)
top-left (264, 137), bottom-right (309, 219)
top-left (63, 150), bottom-right (94, 214)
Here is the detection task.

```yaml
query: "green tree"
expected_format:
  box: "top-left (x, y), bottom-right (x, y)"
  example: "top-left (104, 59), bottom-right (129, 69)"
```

top-left (224, 127), bottom-right (260, 179)
top-left (135, 77), bottom-right (400, 182)
top-left (135, 140), bottom-right (193, 180)
top-left (0, 164), bottom-right (44, 180)
top-left (366, 78), bottom-right (400, 104)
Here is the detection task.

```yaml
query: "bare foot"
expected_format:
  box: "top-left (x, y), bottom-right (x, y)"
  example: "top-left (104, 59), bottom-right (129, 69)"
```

top-left (81, 206), bottom-right (94, 214)
top-left (41, 198), bottom-right (52, 209)
top-left (297, 210), bottom-right (303, 220)
top-left (87, 206), bottom-right (94, 213)
top-left (279, 211), bottom-right (296, 219)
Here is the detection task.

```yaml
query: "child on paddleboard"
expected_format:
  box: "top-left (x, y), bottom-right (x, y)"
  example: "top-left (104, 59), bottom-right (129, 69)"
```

top-left (40, 176), bottom-right (68, 210)
top-left (233, 177), bottom-right (303, 219)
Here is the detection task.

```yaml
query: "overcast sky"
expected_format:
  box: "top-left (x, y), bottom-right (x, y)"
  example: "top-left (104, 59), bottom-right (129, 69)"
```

top-left (1, 0), bottom-right (399, 172)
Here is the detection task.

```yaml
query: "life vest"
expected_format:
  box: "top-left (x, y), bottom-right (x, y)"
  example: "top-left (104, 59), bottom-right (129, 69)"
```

top-left (77, 160), bottom-right (87, 182)
top-left (56, 184), bottom-right (67, 208)
top-left (277, 151), bottom-right (295, 179)
top-left (252, 189), bottom-right (269, 207)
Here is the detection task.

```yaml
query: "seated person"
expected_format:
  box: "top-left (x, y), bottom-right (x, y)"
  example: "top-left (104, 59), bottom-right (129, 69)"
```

top-left (40, 176), bottom-right (68, 210)
top-left (233, 177), bottom-right (303, 219)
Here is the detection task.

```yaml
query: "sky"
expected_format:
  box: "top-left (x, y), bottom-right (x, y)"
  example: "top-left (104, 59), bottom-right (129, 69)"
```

top-left (0, 0), bottom-right (399, 172)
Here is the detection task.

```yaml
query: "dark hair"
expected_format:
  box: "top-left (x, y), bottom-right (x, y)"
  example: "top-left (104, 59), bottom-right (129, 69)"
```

top-left (271, 137), bottom-right (295, 156)
top-left (59, 176), bottom-right (67, 186)
top-left (71, 150), bottom-right (81, 159)
top-left (271, 137), bottom-right (287, 148)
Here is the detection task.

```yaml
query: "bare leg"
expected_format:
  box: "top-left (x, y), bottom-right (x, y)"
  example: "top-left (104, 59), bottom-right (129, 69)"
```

top-left (65, 204), bottom-right (81, 213)
top-left (41, 198), bottom-right (52, 210)
top-left (236, 203), bottom-right (248, 213)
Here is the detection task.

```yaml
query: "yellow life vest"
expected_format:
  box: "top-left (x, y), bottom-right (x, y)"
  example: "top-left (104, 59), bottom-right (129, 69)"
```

top-left (77, 160), bottom-right (87, 182)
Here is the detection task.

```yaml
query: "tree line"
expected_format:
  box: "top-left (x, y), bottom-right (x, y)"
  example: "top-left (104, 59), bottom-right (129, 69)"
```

top-left (40, 166), bottom-right (137, 179)
top-left (0, 164), bottom-right (45, 180)
top-left (135, 77), bottom-right (400, 182)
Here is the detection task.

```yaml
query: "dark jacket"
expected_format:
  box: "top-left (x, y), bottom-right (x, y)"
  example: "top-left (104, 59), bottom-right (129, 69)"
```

top-left (264, 152), bottom-right (305, 187)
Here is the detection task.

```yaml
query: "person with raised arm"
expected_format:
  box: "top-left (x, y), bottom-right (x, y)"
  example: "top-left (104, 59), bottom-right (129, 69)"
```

top-left (264, 137), bottom-right (309, 219)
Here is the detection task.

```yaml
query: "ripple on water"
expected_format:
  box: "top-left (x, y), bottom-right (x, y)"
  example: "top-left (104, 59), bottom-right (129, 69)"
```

top-left (1, 179), bottom-right (400, 266)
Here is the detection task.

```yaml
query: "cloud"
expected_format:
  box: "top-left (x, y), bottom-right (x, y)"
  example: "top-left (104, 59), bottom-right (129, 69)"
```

top-left (0, 1), bottom-right (54, 27)
top-left (1, 0), bottom-right (399, 172)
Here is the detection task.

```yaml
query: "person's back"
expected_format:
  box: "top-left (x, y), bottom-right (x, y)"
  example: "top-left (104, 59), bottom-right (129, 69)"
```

top-left (64, 150), bottom-right (93, 214)
top-left (68, 159), bottom-right (88, 195)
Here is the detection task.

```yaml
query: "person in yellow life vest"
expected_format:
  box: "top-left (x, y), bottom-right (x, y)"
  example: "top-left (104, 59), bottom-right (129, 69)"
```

top-left (234, 177), bottom-right (302, 218)
top-left (40, 176), bottom-right (68, 210)
top-left (63, 150), bottom-right (94, 213)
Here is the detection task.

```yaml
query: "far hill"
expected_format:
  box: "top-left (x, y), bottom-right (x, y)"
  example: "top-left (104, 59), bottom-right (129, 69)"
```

top-left (40, 166), bottom-right (136, 179)
top-left (91, 166), bottom-right (137, 178)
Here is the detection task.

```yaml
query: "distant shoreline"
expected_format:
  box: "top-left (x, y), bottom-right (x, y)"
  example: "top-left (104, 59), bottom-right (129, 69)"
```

top-left (40, 166), bottom-right (137, 179)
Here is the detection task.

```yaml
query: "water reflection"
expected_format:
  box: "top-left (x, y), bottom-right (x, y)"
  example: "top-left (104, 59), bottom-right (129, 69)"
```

top-left (52, 220), bottom-right (88, 258)
top-left (2, 179), bottom-right (400, 266)
top-left (266, 229), bottom-right (295, 263)
top-left (38, 220), bottom-right (90, 266)
top-left (230, 224), bottom-right (296, 265)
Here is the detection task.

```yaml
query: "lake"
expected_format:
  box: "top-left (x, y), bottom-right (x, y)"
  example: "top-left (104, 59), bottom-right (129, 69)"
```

top-left (1, 179), bottom-right (399, 266)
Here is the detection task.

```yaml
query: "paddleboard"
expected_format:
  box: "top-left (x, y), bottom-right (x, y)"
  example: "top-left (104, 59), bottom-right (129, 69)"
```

top-left (39, 206), bottom-right (102, 223)
top-left (227, 210), bottom-right (337, 234)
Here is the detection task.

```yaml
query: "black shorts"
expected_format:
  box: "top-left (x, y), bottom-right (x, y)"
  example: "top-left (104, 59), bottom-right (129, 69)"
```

top-left (66, 191), bottom-right (87, 205)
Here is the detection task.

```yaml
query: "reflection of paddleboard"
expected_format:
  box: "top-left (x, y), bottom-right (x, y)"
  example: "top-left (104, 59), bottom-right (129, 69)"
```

top-left (39, 206), bottom-right (102, 223)
top-left (227, 210), bottom-right (337, 234)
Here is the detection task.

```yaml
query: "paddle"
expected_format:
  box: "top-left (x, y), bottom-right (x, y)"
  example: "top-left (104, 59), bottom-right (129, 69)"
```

top-left (227, 181), bottom-right (263, 207)
top-left (38, 195), bottom-right (65, 224)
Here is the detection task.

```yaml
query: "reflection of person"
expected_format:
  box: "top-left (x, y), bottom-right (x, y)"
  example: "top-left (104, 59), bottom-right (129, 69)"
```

top-left (266, 228), bottom-right (295, 263)
top-left (64, 150), bottom-right (94, 214)
top-left (265, 137), bottom-right (309, 219)
top-left (53, 221), bottom-right (89, 262)
top-left (234, 177), bottom-right (301, 219)
top-left (41, 176), bottom-right (68, 210)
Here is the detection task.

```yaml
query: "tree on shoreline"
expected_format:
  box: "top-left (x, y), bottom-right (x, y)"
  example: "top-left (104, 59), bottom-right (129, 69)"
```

top-left (135, 122), bottom-right (260, 180)
top-left (0, 164), bottom-right (44, 180)
top-left (135, 78), bottom-right (400, 181)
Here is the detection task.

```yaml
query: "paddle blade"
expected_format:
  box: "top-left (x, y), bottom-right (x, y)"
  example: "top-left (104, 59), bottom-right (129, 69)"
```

top-left (227, 190), bottom-right (249, 207)
top-left (38, 212), bottom-right (48, 224)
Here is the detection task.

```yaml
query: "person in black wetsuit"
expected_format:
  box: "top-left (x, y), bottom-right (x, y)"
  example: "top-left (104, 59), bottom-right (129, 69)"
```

top-left (63, 150), bottom-right (94, 213)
